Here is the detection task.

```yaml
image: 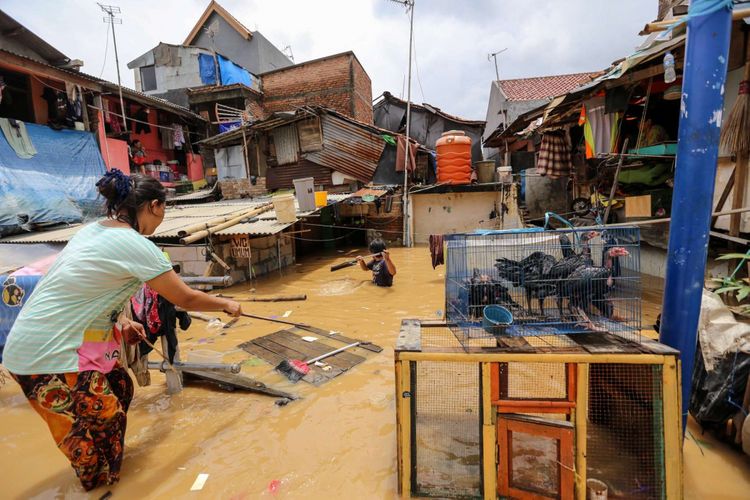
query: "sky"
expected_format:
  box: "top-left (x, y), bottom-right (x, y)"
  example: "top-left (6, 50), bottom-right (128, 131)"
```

top-left (5, 0), bottom-right (657, 120)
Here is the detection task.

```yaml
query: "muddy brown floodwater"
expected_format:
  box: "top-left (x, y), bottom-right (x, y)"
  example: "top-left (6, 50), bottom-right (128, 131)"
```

top-left (1, 247), bottom-right (749, 499)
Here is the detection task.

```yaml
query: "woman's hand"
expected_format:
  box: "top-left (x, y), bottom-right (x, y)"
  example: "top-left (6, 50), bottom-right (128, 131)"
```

top-left (223, 300), bottom-right (242, 317)
top-left (121, 318), bottom-right (146, 345)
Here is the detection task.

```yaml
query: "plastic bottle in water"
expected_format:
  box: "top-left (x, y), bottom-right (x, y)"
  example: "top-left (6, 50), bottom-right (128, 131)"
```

top-left (663, 51), bottom-right (676, 84)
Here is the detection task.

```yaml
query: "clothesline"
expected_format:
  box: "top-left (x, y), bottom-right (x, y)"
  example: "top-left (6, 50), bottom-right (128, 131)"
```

top-left (86, 103), bottom-right (199, 136)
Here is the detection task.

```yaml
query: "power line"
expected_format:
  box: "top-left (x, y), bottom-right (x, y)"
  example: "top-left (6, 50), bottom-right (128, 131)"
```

top-left (98, 3), bottom-right (127, 130)
top-left (411, 28), bottom-right (426, 102)
top-left (98, 23), bottom-right (111, 78)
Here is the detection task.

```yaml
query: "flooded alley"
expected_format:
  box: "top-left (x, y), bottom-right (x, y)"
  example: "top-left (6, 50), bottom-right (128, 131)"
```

top-left (1, 247), bottom-right (748, 499)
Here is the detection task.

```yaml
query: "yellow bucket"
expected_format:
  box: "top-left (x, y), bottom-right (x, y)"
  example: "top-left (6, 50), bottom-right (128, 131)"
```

top-left (314, 191), bottom-right (328, 208)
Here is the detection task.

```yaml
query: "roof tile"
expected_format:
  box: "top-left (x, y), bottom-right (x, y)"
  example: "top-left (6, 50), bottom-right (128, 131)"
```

top-left (497, 72), bottom-right (600, 101)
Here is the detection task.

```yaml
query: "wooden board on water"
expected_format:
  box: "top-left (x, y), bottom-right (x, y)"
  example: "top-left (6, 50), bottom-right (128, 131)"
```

top-left (239, 328), bottom-right (376, 385)
top-left (295, 325), bottom-right (384, 353)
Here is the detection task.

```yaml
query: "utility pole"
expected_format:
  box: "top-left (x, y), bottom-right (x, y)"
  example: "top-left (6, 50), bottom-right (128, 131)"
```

top-left (389, 0), bottom-right (415, 247)
top-left (98, 3), bottom-right (126, 130)
top-left (488, 48), bottom-right (507, 81)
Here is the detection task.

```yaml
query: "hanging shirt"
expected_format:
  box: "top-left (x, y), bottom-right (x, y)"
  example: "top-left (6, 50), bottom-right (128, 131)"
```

top-left (173, 124), bottom-right (185, 147)
top-left (2, 223), bottom-right (172, 375)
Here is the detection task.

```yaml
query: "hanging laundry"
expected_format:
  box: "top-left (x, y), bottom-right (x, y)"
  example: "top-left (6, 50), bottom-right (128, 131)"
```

top-left (580, 97), bottom-right (621, 158)
top-left (132, 107), bottom-right (151, 134)
top-left (107, 100), bottom-right (122, 134)
top-left (536, 130), bottom-right (571, 179)
top-left (0, 118), bottom-right (37, 159)
top-left (395, 135), bottom-right (417, 172)
top-left (172, 124), bottom-right (185, 147)
top-left (429, 234), bottom-right (444, 269)
top-left (0, 77), bottom-right (6, 105)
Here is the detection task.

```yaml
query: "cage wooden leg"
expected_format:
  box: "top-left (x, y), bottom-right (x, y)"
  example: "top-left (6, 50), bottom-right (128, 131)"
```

top-left (395, 359), bottom-right (412, 497)
top-left (481, 362), bottom-right (497, 498)
top-left (663, 357), bottom-right (683, 499)
top-left (575, 363), bottom-right (589, 500)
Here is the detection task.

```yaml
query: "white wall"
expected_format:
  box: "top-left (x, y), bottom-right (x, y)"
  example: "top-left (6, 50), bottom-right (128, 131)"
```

top-left (411, 189), bottom-right (523, 244)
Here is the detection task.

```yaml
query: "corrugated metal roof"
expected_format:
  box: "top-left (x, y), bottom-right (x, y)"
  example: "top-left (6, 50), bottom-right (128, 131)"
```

top-left (305, 114), bottom-right (384, 183)
top-left (0, 194), bottom-right (352, 244)
top-left (0, 224), bottom-right (86, 244)
top-left (273, 124), bottom-right (299, 165)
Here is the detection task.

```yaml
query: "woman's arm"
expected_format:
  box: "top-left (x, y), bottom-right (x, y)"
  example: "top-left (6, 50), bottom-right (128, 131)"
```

top-left (146, 270), bottom-right (241, 316)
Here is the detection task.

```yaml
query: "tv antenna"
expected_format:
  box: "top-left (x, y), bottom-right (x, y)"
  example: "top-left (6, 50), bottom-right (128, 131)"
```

top-left (98, 3), bottom-right (127, 129)
top-left (488, 48), bottom-right (508, 81)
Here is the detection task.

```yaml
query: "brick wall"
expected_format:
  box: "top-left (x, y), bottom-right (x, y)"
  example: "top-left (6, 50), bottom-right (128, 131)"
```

top-left (218, 178), bottom-right (268, 199)
top-left (262, 52), bottom-right (373, 124)
top-left (352, 57), bottom-right (373, 124)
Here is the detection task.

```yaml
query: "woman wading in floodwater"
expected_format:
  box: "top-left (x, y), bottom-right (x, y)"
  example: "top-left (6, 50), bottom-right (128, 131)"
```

top-left (2, 169), bottom-right (242, 491)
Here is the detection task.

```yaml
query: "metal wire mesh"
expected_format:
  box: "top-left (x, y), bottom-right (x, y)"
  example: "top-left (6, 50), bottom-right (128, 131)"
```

top-left (445, 228), bottom-right (642, 348)
top-left (412, 361), bottom-right (482, 498)
top-left (500, 362), bottom-right (568, 400)
top-left (587, 363), bottom-right (665, 499)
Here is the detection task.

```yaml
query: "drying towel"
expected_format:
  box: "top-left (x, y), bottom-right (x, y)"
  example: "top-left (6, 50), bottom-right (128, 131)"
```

top-left (0, 118), bottom-right (37, 159)
top-left (395, 135), bottom-right (417, 172)
top-left (429, 234), bottom-right (444, 269)
top-left (536, 131), bottom-right (571, 179)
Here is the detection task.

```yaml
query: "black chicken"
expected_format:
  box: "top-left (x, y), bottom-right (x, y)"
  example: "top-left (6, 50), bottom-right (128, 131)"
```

top-left (563, 246), bottom-right (630, 319)
top-left (548, 232), bottom-right (598, 315)
top-left (467, 268), bottom-right (522, 319)
top-left (495, 251), bottom-right (556, 315)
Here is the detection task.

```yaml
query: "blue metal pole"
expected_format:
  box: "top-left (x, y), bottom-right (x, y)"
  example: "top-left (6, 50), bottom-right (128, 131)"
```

top-left (659, 0), bottom-right (733, 430)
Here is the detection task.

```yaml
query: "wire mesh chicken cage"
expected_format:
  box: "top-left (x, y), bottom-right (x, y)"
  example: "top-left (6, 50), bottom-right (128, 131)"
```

top-left (444, 227), bottom-right (642, 346)
top-left (394, 320), bottom-right (684, 500)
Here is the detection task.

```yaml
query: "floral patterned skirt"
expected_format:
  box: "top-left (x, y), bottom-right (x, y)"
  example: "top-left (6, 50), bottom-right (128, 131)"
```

top-left (11, 366), bottom-right (133, 491)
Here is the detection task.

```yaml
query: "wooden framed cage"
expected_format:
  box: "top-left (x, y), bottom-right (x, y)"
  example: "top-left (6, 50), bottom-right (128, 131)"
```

top-left (394, 320), bottom-right (683, 499)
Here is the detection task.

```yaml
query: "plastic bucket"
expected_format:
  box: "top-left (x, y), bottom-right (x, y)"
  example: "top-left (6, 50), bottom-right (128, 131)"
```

top-left (496, 166), bottom-right (513, 183)
top-left (314, 191), bottom-right (328, 208)
top-left (273, 193), bottom-right (297, 223)
top-left (475, 161), bottom-right (496, 183)
top-left (482, 305), bottom-right (513, 336)
top-left (587, 479), bottom-right (608, 500)
top-left (187, 350), bottom-right (223, 364)
top-left (292, 177), bottom-right (316, 212)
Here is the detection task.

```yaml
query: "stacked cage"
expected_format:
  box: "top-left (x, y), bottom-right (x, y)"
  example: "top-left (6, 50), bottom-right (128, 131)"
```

top-left (444, 227), bottom-right (642, 347)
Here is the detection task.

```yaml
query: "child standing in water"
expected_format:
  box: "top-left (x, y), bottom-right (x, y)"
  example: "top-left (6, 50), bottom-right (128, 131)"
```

top-left (357, 238), bottom-right (396, 287)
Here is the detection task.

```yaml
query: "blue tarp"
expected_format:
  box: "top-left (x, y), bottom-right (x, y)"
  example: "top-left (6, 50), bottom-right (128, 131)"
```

top-left (218, 121), bottom-right (241, 133)
top-left (198, 53), bottom-right (217, 85)
top-left (0, 123), bottom-right (106, 236)
top-left (0, 274), bottom-right (42, 362)
top-left (218, 54), bottom-right (253, 87)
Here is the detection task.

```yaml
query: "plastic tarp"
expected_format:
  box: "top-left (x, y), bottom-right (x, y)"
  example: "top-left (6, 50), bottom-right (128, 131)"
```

top-left (217, 55), bottom-right (252, 87)
top-left (0, 253), bottom-right (58, 362)
top-left (198, 53), bottom-right (217, 85)
top-left (0, 123), bottom-right (106, 236)
top-left (218, 121), bottom-right (241, 133)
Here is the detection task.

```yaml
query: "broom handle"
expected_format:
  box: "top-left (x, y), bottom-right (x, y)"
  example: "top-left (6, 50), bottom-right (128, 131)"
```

top-left (140, 336), bottom-right (178, 372)
top-left (240, 312), bottom-right (310, 328)
top-left (306, 342), bottom-right (360, 364)
top-left (330, 253), bottom-right (381, 272)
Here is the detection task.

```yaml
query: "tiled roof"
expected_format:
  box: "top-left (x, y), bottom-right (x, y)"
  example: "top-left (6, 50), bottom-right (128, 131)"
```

top-left (497, 72), bottom-right (600, 101)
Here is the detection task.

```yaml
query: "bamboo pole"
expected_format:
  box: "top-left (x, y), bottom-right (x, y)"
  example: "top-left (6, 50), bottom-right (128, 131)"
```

top-left (177, 202), bottom-right (272, 237)
top-left (574, 364), bottom-right (589, 500)
top-left (730, 155), bottom-right (749, 238)
top-left (180, 204), bottom-right (273, 244)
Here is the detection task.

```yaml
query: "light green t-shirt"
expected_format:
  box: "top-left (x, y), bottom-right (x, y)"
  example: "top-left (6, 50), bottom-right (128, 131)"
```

top-left (2, 222), bottom-right (172, 375)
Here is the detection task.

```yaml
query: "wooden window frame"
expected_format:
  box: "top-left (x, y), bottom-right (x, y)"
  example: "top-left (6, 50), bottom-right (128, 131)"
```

top-left (491, 362), bottom-right (577, 415)
top-left (497, 415), bottom-right (575, 500)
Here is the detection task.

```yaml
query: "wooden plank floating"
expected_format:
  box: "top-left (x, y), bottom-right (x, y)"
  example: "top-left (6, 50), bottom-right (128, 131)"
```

top-left (293, 325), bottom-right (383, 353)
top-left (238, 339), bottom-right (328, 385)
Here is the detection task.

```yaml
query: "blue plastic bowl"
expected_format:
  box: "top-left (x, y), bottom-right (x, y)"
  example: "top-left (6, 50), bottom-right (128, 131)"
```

top-left (482, 305), bottom-right (513, 335)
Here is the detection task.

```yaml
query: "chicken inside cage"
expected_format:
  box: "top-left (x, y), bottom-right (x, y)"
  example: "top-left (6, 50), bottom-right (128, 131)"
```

top-left (448, 228), bottom-right (641, 338)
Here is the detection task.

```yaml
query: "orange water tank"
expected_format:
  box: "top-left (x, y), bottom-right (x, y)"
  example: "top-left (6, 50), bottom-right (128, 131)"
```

top-left (436, 130), bottom-right (472, 184)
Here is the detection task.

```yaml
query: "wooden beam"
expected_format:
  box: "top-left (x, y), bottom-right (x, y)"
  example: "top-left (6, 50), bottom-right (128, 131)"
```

top-left (396, 351), bottom-right (667, 364)
top-left (396, 360), bottom-right (412, 497)
top-left (730, 153), bottom-right (749, 238)
top-left (575, 364), bottom-right (589, 500)
top-left (481, 362), bottom-right (497, 498)
top-left (712, 166), bottom-right (736, 226)
top-left (643, 8), bottom-right (750, 34)
top-left (604, 60), bottom-right (684, 89)
top-left (662, 357), bottom-right (683, 500)
top-left (710, 231), bottom-right (750, 245)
